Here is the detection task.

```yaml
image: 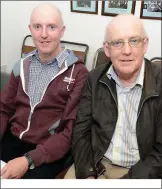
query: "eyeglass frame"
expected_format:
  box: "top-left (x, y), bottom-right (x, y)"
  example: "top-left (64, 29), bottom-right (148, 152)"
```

top-left (105, 37), bottom-right (148, 49)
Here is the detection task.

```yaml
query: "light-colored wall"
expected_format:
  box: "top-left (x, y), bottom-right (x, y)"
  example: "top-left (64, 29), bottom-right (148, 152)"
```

top-left (1, 1), bottom-right (161, 73)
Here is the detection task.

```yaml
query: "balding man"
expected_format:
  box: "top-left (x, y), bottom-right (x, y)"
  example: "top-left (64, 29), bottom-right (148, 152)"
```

top-left (65, 14), bottom-right (162, 179)
top-left (0, 3), bottom-right (88, 179)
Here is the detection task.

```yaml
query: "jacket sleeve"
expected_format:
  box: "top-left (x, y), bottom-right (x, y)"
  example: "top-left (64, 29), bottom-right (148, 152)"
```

top-left (28, 65), bottom-right (88, 167)
top-left (121, 98), bottom-right (162, 179)
top-left (72, 74), bottom-right (97, 179)
top-left (0, 71), bottom-right (19, 141)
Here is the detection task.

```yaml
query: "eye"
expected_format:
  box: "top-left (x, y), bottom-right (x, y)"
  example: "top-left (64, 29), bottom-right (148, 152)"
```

top-left (130, 38), bottom-right (140, 45)
top-left (112, 40), bottom-right (123, 47)
top-left (33, 24), bottom-right (41, 30)
top-left (48, 25), bottom-right (56, 30)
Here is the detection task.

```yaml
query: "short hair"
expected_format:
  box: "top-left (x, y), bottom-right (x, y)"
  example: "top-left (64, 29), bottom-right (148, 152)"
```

top-left (104, 14), bottom-right (148, 42)
top-left (30, 3), bottom-right (64, 27)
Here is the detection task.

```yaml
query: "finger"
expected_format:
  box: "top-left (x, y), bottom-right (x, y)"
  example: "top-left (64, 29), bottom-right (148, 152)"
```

top-left (1, 165), bottom-right (8, 176)
top-left (1, 170), bottom-right (11, 179)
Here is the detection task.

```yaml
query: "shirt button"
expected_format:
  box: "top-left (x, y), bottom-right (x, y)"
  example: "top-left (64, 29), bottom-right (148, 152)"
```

top-left (89, 167), bottom-right (94, 172)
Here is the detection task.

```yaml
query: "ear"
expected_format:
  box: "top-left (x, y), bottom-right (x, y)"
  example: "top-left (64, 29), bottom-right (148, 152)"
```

top-left (143, 37), bottom-right (149, 54)
top-left (103, 42), bottom-right (110, 57)
top-left (60, 26), bottom-right (66, 38)
top-left (28, 25), bottom-right (32, 32)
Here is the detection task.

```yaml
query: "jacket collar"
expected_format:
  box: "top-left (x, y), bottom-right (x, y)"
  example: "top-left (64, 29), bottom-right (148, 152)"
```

top-left (99, 58), bottom-right (161, 99)
top-left (143, 58), bottom-right (161, 97)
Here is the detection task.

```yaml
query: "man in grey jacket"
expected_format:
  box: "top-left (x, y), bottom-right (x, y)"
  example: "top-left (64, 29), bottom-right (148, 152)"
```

top-left (65, 14), bottom-right (162, 179)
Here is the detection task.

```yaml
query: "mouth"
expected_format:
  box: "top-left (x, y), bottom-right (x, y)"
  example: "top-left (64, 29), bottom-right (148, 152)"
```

top-left (120, 60), bottom-right (133, 62)
top-left (40, 41), bottom-right (50, 44)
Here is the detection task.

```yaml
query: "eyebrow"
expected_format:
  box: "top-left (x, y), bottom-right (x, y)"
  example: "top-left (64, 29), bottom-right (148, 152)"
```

top-left (110, 36), bottom-right (143, 41)
top-left (32, 23), bottom-right (59, 27)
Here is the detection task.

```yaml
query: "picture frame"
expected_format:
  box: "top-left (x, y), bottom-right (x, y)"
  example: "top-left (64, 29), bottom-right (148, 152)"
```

top-left (70, 1), bottom-right (98, 15)
top-left (101, 0), bottom-right (136, 16)
top-left (140, 1), bottom-right (162, 20)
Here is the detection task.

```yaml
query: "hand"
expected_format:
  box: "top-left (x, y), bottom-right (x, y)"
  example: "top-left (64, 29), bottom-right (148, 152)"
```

top-left (1, 157), bottom-right (29, 179)
top-left (86, 176), bottom-right (95, 179)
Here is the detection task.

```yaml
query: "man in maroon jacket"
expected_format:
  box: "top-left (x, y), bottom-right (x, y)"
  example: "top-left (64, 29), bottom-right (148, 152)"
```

top-left (0, 3), bottom-right (88, 179)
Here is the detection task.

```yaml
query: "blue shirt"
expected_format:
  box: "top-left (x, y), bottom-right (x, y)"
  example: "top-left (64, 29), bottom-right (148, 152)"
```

top-left (104, 61), bottom-right (145, 168)
top-left (28, 49), bottom-right (69, 107)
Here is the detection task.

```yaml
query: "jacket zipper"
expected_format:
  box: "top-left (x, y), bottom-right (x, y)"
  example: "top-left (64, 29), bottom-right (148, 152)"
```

top-left (19, 106), bottom-right (35, 139)
top-left (95, 80), bottom-right (118, 173)
top-left (19, 60), bottom-right (69, 139)
top-left (137, 95), bottom-right (159, 119)
top-left (99, 80), bottom-right (118, 108)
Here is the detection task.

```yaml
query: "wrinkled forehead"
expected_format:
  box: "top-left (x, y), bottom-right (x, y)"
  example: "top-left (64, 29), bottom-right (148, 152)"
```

top-left (106, 18), bottom-right (145, 41)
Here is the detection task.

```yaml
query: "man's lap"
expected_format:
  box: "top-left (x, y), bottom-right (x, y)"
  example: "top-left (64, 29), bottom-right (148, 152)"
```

top-left (64, 158), bottom-right (129, 179)
top-left (1, 127), bottom-right (71, 179)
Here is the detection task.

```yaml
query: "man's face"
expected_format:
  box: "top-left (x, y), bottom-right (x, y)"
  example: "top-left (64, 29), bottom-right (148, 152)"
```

top-left (29, 11), bottom-right (65, 58)
top-left (104, 22), bottom-right (149, 78)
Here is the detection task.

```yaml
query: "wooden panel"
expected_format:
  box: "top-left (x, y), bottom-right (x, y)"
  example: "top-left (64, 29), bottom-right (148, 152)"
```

top-left (22, 45), bottom-right (36, 54)
top-left (73, 50), bottom-right (85, 62)
top-left (22, 46), bottom-right (86, 63)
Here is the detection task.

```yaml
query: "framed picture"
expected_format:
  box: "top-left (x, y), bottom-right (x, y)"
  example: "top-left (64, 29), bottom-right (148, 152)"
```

top-left (101, 0), bottom-right (136, 16)
top-left (70, 1), bottom-right (98, 14)
top-left (140, 1), bottom-right (162, 20)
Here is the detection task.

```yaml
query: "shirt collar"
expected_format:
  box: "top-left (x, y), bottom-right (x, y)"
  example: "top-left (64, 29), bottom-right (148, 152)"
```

top-left (32, 47), bottom-right (69, 68)
top-left (106, 59), bottom-right (145, 88)
top-left (136, 59), bottom-right (145, 88)
top-left (56, 47), bottom-right (69, 68)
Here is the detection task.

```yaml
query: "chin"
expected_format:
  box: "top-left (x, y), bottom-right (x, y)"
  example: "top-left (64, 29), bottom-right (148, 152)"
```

top-left (119, 68), bottom-right (134, 75)
top-left (38, 49), bottom-right (52, 54)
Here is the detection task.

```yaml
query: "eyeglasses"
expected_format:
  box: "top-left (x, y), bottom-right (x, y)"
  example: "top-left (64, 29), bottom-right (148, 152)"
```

top-left (106, 37), bottom-right (147, 49)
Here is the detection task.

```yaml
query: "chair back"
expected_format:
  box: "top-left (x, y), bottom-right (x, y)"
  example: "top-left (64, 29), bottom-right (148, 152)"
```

top-left (21, 35), bottom-right (89, 64)
top-left (150, 57), bottom-right (162, 64)
top-left (92, 47), bottom-right (110, 69)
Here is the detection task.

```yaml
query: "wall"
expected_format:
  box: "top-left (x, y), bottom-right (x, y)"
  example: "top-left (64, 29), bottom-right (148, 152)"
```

top-left (1, 1), bottom-right (161, 73)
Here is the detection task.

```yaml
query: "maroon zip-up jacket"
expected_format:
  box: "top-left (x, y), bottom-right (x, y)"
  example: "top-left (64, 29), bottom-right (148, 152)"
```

top-left (0, 50), bottom-right (88, 167)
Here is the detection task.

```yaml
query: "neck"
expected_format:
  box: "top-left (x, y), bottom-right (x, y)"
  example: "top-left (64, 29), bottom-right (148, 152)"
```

top-left (38, 45), bottom-right (62, 64)
top-left (119, 75), bottom-right (138, 88)
top-left (114, 63), bottom-right (143, 88)
top-left (117, 72), bottom-right (139, 88)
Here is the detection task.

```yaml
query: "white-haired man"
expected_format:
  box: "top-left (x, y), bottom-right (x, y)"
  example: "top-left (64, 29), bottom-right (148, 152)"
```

top-left (65, 14), bottom-right (162, 179)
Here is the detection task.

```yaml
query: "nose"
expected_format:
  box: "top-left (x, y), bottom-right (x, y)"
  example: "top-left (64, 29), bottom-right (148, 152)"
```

top-left (122, 42), bottom-right (131, 55)
top-left (41, 27), bottom-right (48, 38)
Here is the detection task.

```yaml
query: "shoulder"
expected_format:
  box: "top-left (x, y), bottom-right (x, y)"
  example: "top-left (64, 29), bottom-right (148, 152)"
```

top-left (75, 62), bottom-right (88, 72)
top-left (12, 59), bottom-right (21, 77)
top-left (145, 58), bottom-right (162, 94)
top-left (145, 58), bottom-right (161, 79)
top-left (68, 61), bottom-right (88, 78)
top-left (89, 62), bottom-right (111, 79)
top-left (12, 51), bottom-right (36, 77)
